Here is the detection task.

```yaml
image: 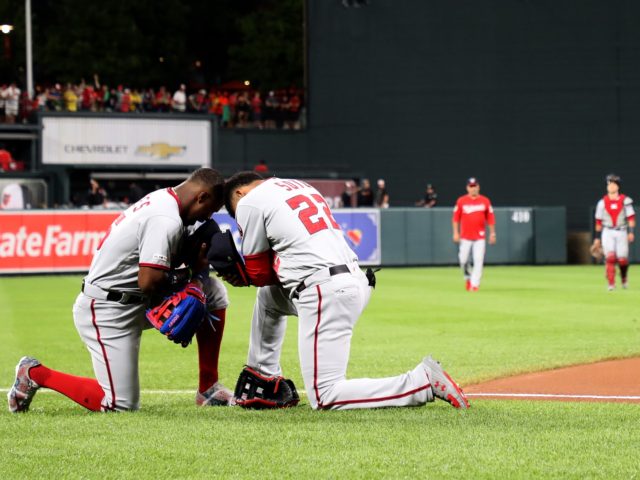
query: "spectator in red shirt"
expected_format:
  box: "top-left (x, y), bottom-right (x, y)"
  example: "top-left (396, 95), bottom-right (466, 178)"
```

top-left (253, 159), bottom-right (269, 175)
top-left (156, 86), bottom-right (171, 112)
top-left (120, 88), bottom-right (132, 113)
top-left (81, 85), bottom-right (96, 111)
top-left (0, 146), bottom-right (15, 171)
top-left (452, 177), bottom-right (496, 291)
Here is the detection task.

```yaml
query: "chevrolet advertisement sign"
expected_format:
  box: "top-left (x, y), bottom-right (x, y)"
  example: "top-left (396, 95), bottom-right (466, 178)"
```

top-left (42, 116), bottom-right (210, 166)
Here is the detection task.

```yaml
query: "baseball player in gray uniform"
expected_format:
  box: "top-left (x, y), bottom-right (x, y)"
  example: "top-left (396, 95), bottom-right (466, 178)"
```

top-left (592, 174), bottom-right (635, 290)
top-left (224, 172), bottom-right (469, 410)
top-left (8, 168), bottom-right (233, 413)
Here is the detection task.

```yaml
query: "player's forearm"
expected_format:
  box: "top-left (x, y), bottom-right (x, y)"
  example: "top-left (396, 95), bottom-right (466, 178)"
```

top-left (452, 222), bottom-right (459, 235)
top-left (244, 250), bottom-right (279, 287)
top-left (595, 219), bottom-right (603, 233)
top-left (139, 266), bottom-right (171, 295)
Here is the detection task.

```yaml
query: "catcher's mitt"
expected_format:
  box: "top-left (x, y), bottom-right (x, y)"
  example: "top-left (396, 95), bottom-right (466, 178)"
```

top-left (590, 242), bottom-right (604, 262)
top-left (146, 283), bottom-right (207, 347)
top-left (233, 366), bottom-right (300, 409)
top-left (207, 230), bottom-right (250, 286)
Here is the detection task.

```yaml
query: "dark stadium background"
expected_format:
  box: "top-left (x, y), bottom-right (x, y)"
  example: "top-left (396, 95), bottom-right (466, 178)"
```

top-left (2, 1), bottom-right (640, 232)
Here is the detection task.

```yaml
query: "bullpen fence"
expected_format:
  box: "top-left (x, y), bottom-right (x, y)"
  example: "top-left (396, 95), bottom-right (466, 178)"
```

top-left (0, 207), bottom-right (568, 275)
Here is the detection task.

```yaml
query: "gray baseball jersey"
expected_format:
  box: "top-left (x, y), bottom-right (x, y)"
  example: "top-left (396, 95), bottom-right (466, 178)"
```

top-left (85, 188), bottom-right (184, 293)
top-left (595, 194), bottom-right (634, 229)
top-left (236, 177), bottom-right (358, 292)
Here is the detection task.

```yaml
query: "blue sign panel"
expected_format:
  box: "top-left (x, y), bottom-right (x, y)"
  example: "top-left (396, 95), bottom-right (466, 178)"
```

top-left (213, 209), bottom-right (381, 266)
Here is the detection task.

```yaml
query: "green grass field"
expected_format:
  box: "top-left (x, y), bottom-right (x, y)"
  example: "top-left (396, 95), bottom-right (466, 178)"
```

top-left (2, 266), bottom-right (640, 479)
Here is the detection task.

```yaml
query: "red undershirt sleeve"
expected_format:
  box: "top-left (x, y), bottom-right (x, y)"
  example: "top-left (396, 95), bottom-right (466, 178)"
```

top-left (244, 250), bottom-right (279, 286)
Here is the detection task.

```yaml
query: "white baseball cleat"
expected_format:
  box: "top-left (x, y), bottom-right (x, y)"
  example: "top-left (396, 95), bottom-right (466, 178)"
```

top-left (7, 356), bottom-right (41, 413)
top-left (608, 284), bottom-right (615, 291)
top-left (195, 381), bottom-right (234, 406)
top-left (422, 355), bottom-right (470, 409)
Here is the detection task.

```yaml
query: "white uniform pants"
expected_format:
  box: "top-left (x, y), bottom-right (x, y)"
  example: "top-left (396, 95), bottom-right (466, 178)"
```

top-left (247, 268), bottom-right (433, 410)
top-left (602, 228), bottom-right (629, 258)
top-left (74, 276), bottom-right (229, 411)
top-left (73, 293), bottom-right (147, 411)
top-left (458, 239), bottom-right (486, 287)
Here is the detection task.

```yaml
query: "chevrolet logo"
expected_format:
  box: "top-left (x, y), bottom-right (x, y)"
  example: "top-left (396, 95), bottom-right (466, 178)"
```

top-left (136, 143), bottom-right (186, 160)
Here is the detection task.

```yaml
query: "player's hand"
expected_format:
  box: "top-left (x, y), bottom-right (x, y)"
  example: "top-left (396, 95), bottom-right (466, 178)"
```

top-left (489, 232), bottom-right (497, 245)
top-left (218, 271), bottom-right (248, 287)
top-left (593, 238), bottom-right (601, 246)
top-left (629, 233), bottom-right (635, 243)
top-left (452, 232), bottom-right (460, 243)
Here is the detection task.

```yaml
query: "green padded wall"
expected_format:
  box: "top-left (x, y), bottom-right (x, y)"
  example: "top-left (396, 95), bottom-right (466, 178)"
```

top-left (380, 207), bottom-right (565, 266)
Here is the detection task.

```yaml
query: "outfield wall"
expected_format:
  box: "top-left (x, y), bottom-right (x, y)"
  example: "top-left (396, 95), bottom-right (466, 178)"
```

top-left (0, 206), bottom-right (568, 275)
top-left (380, 207), bottom-right (566, 266)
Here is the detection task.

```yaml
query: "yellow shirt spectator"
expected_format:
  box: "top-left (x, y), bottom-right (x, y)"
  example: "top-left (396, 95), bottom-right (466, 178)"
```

top-left (130, 90), bottom-right (142, 112)
top-left (63, 87), bottom-right (78, 112)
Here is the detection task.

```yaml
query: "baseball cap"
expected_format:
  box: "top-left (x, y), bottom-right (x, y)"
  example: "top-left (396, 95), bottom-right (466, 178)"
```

top-left (466, 177), bottom-right (478, 186)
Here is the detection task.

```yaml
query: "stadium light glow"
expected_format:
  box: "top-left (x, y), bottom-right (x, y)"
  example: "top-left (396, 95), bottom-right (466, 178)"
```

top-left (0, 24), bottom-right (13, 34)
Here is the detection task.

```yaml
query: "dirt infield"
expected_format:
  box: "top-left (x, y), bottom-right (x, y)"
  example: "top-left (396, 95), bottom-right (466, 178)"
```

top-left (464, 357), bottom-right (640, 403)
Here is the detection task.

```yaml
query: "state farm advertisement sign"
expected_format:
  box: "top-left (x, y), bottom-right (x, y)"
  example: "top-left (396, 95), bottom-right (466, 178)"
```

top-left (0, 209), bottom-right (381, 274)
top-left (0, 211), bottom-right (119, 273)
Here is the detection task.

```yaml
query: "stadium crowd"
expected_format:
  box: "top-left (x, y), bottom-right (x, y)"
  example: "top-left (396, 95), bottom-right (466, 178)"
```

top-left (0, 79), bottom-right (304, 130)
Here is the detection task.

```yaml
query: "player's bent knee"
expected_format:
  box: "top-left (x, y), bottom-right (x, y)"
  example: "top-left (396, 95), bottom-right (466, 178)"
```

top-left (619, 257), bottom-right (629, 266)
top-left (109, 402), bottom-right (140, 412)
top-left (102, 395), bottom-right (140, 412)
top-left (309, 382), bottom-right (343, 410)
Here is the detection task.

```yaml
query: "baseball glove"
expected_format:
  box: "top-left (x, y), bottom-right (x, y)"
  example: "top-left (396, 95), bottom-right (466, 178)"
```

top-left (590, 242), bottom-right (604, 262)
top-left (233, 366), bottom-right (300, 409)
top-left (146, 283), bottom-right (207, 347)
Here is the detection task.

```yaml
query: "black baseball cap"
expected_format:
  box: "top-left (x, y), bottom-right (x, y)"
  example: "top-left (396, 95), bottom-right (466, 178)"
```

top-left (466, 177), bottom-right (479, 186)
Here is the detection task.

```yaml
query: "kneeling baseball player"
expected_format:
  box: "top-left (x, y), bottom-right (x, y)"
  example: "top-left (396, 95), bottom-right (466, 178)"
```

top-left (221, 172), bottom-right (469, 410)
top-left (8, 168), bottom-right (234, 412)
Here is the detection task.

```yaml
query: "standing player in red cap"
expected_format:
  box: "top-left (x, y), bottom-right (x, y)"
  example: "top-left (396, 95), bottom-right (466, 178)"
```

top-left (452, 177), bottom-right (496, 291)
top-left (592, 174), bottom-right (635, 290)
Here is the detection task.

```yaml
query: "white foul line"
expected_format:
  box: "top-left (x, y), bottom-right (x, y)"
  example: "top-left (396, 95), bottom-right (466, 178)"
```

top-left (1, 388), bottom-right (637, 401)
top-left (0, 388), bottom-right (189, 395)
top-left (0, 388), bottom-right (310, 395)
top-left (466, 392), bottom-right (640, 400)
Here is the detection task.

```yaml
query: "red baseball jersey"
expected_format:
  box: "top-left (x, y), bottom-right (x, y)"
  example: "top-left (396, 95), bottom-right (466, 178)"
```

top-left (452, 194), bottom-right (495, 240)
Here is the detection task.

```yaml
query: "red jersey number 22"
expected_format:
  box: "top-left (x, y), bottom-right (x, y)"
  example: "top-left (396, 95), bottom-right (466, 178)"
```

top-left (286, 194), bottom-right (340, 235)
